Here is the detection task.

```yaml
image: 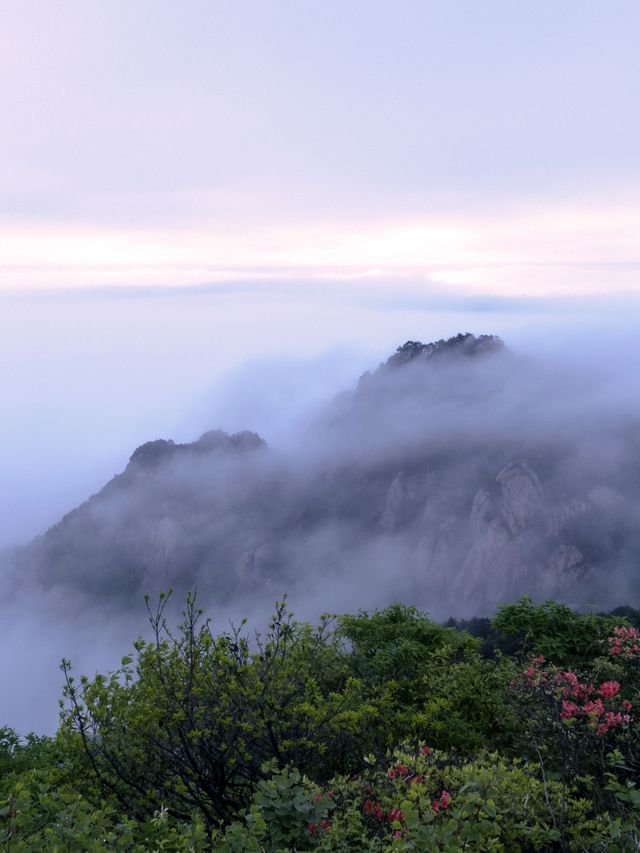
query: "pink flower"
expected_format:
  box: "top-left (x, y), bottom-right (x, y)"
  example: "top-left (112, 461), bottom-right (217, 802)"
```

top-left (624, 700), bottom-right (633, 712)
top-left (615, 626), bottom-right (639, 639)
top-left (583, 698), bottom-right (605, 718)
top-left (307, 822), bottom-right (317, 836)
top-left (556, 671), bottom-right (593, 699)
top-left (440, 790), bottom-right (451, 809)
top-left (320, 819), bottom-right (331, 831)
top-left (420, 745), bottom-right (431, 755)
top-left (609, 626), bottom-right (640, 658)
top-left (560, 700), bottom-right (579, 720)
top-left (388, 807), bottom-right (405, 823)
top-left (599, 680), bottom-right (621, 699)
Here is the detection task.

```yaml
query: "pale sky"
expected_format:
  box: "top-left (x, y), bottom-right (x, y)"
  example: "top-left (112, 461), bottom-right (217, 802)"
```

top-left (1, 1), bottom-right (639, 295)
top-left (2, 1), bottom-right (640, 546)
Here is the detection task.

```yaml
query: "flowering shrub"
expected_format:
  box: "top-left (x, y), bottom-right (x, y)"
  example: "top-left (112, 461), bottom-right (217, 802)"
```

top-left (506, 644), bottom-right (640, 847)
top-left (520, 655), bottom-right (633, 738)
top-left (213, 744), bottom-right (619, 851)
top-left (609, 625), bottom-right (640, 659)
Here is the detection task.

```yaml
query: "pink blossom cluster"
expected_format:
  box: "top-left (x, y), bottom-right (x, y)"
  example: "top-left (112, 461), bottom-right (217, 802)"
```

top-left (388, 806), bottom-right (405, 823)
top-left (306, 819), bottom-right (331, 836)
top-left (362, 799), bottom-right (408, 825)
top-left (388, 755), bottom-right (428, 786)
top-left (388, 763), bottom-right (410, 779)
top-left (556, 670), bottom-right (593, 700)
top-left (431, 790), bottom-right (451, 812)
top-left (560, 693), bottom-right (631, 734)
top-left (599, 680), bottom-right (621, 699)
top-left (523, 655), bottom-right (548, 685)
top-left (363, 798), bottom-right (384, 819)
top-left (520, 658), bottom-right (633, 736)
top-left (609, 625), bottom-right (640, 658)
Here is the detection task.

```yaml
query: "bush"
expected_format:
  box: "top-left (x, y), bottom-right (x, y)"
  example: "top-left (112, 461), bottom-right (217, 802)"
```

top-left (339, 604), bottom-right (517, 752)
top-left (60, 593), bottom-right (371, 828)
top-left (4, 595), bottom-right (640, 848)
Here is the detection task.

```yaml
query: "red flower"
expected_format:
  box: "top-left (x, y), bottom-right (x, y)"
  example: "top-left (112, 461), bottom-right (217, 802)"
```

top-left (388, 807), bottom-right (405, 823)
top-left (420, 745), bottom-right (431, 755)
top-left (364, 799), bottom-right (383, 819)
top-left (432, 790), bottom-right (451, 811)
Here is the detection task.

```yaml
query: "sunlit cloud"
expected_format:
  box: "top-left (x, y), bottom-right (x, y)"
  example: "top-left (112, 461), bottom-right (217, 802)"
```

top-left (1, 205), bottom-right (638, 296)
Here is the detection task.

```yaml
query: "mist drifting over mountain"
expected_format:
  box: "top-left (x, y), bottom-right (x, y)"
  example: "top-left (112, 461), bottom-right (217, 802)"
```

top-left (6, 332), bottom-right (640, 632)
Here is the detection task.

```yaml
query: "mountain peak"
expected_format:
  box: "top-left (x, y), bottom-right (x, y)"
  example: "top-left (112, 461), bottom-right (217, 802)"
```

top-left (385, 333), bottom-right (504, 369)
top-left (127, 430), bottom-right (265, 469)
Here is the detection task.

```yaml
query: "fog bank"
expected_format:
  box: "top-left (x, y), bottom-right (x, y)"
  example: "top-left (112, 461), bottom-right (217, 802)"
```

top-left (3, 283), bottom-right (640, 734)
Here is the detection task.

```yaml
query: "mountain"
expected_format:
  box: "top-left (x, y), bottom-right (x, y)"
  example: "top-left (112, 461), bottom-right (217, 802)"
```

top-left (8, 333), bottom-right (640, 617)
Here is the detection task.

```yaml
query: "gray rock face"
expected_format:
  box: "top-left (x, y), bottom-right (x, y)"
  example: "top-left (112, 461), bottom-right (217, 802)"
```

top-left (543, 544), bottom-right (587, 592)
top-left (496, 461), bottom-right (542, 533)
top-left (380, 472), bottom-right (428, 532)
top-left (414, 460), bottom-right (598, 612)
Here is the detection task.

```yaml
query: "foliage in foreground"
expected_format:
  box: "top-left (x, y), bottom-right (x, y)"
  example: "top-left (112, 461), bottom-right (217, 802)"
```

top-left (2, 594), bottom-right (640, 850)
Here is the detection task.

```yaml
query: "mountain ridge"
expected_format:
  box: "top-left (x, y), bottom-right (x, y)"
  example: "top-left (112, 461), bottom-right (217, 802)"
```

top-left (8, 333), bottom-right (640, 617)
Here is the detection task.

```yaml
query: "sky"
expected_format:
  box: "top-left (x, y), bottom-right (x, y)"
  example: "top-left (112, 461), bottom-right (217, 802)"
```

top-left (1, 1), bottom-right (640, 545)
